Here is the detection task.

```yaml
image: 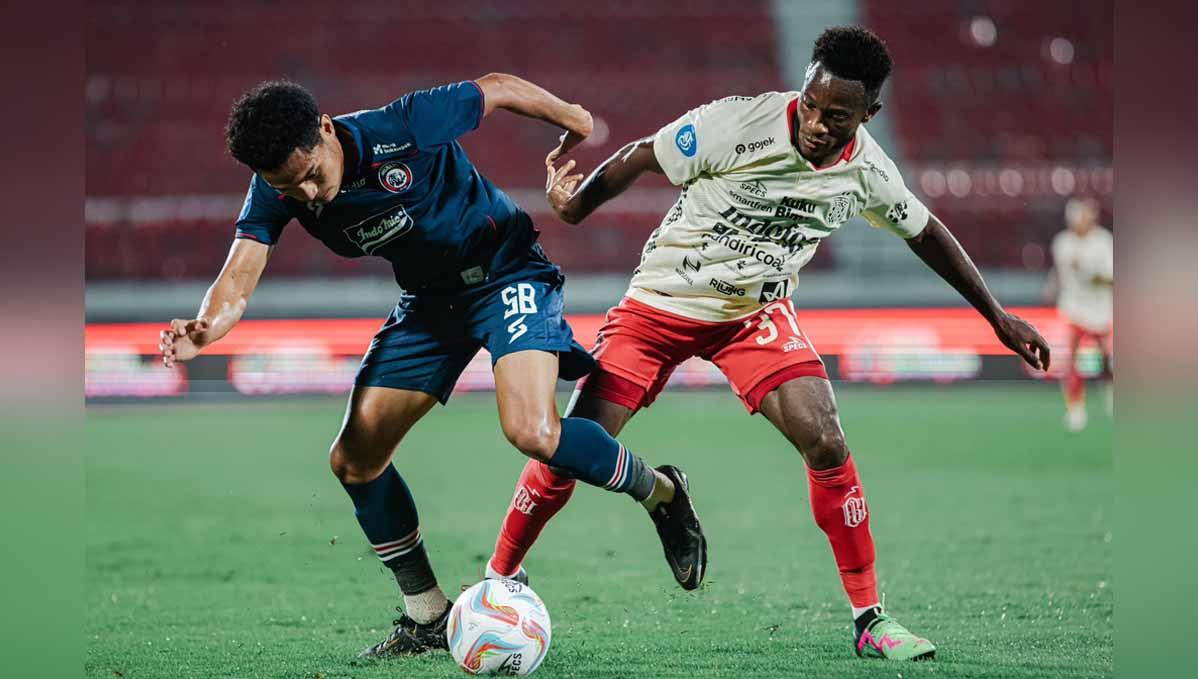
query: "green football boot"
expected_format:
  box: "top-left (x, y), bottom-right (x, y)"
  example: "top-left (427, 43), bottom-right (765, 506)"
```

top-left (854, 610), bottom-right (936, 660)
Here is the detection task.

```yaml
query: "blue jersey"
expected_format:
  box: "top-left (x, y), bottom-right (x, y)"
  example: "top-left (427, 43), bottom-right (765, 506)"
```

top-left (234, 80), bottom-right (536, 292)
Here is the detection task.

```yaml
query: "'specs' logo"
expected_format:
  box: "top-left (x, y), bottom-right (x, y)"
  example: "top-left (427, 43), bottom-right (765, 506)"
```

top-left (378, 161), bottom-right (413, 193)
top-left (675, 124), bottom-right (697, 157)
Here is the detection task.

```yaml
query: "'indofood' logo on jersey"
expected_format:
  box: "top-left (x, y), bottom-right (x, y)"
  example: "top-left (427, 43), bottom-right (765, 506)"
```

top-left (343, 206), bottom-right (414, 254)
top-left (716, 206), bottom-right (820, 253)
top-left (378, 161), bottom-right (413, 193)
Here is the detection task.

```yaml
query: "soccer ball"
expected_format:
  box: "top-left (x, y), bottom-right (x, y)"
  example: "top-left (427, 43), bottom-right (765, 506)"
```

top-left (447, 579), bottom-right (552, 676)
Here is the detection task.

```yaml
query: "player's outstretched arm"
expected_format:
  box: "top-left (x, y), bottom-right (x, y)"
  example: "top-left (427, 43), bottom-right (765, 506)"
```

top-left (158, 238), bottom-right (271, 367)
top-left (545, 137), bottom-right (663, 225)
top-left (905, 215), bottom-right (1051, 371)
top-left (474, 73), bottom-right (593, 162)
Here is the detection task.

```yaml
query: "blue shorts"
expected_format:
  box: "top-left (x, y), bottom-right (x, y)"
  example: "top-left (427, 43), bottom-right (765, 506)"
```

top-left (355, 255), bottom-right (595, 403)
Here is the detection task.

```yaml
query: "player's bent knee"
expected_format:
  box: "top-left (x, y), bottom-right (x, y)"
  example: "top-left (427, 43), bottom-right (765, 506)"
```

top-left (801, 429), bottom-right (849, 470)
top-left (503, 421), bottom-right (561, 463)
top-left (328, 438), bottom-right (389, 485)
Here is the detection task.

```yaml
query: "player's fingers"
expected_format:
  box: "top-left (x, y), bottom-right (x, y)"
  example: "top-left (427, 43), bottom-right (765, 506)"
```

top-left (169, 318), bottom-right (191, 336)
top-left (551, 160), bottom-right (576, 185)
top-left (1017, 342), bottom-right (1040, 370)
top-left (1036, 338), bottom-right (1052, 371)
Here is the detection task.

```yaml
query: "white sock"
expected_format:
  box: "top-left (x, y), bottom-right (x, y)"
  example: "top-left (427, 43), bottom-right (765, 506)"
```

top-left (852, 603), bottom-right (881, 619)
top-left (404, 585), bottom-right (449, 624)
top-left (485, 559), bottom-right (519, 580)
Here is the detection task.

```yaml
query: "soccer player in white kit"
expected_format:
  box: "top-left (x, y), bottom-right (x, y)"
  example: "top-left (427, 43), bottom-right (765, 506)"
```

top-left (1049, 197), bottom-right (1114, 431)
top-left (485, 26), bottom-right (1051, 660)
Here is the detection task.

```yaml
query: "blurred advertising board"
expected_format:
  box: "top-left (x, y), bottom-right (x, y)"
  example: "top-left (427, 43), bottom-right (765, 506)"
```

top-left (85, 307), bottom-right (1106, 398)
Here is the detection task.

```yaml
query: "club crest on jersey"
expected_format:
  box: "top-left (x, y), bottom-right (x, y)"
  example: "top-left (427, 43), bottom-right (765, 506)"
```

top-left (826, 193), bottom-right (857, 226)
top-left (675, 124), bottom-right (697, 157)
top-left (378, 161), bottom-right (413, 193)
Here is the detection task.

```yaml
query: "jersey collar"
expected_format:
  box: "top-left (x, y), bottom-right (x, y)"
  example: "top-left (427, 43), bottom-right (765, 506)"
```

top-left (332, 116), bottom-right (368, 185)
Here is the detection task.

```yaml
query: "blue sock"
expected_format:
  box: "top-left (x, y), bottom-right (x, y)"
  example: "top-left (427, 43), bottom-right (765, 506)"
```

top-left (341, 464), bottom-right (438, 595)
top-left (548, 417), bottom-right (657, 500)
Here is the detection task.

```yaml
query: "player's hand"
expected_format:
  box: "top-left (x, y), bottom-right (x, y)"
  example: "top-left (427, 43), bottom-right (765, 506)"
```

top-left (991, 312), bottom-right (1051, 371)
top-left (545, 158), bottom-right (584, 221)
top-left (158, 318), bottom-right (210, 368)
top-left (545, 105), bottom-right (593, 165)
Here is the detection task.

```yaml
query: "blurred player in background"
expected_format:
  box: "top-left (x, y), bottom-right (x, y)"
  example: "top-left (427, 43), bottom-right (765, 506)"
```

top-left (156, 74), bottom-right (705, 659)
top-left (1047, 197), bottom-right (1113, 431)
top-left (487, 26), bottom-right (1051, 661)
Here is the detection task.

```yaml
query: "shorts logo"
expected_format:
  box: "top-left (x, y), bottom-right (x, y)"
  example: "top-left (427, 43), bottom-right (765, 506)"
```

top-left (842, 486), bottom-right (868, 528)
top-left (675, 124), bottom-right (697, 157)
top-left (512, 486), bottom-right (540, 515)
top-left (378, 161), bottom-right (413, 193)
top-left (759, 280), bottom-right (790, 304)
top-left (343, 206), bottom-right (414, 254)
top-left (782, 336), bottom-right (807, 353)
top-left (502, 283), bottom-right (538, 343)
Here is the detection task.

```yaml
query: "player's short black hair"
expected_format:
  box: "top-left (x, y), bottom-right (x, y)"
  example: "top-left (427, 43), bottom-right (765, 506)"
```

top-left (226, 80), bottom-right (322, 172)
top-left (811, 26), bottom-right (892, 105)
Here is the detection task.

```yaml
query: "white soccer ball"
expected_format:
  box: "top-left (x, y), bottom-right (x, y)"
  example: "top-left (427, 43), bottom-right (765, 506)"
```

top-left (447, 579), bottom-right (552, 676)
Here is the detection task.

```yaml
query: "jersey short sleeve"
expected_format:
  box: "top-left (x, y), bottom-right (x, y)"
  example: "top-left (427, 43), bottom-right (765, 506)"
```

top-left (234, 175), bottom-right (291, 245)
top-left (859, 149), bottom-right (930, 238)
top-left (386, 80), bottom-right (484, 150)
top-left (652, 96), bottom-right (765, 186)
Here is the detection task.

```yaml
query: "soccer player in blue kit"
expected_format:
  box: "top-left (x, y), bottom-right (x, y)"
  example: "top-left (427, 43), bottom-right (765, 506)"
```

top-left (156, 75), bottom-right (707, 658)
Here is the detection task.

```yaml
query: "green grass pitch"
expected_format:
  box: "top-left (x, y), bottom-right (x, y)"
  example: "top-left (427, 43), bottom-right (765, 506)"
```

top-left (87, 384), bottom-right (1112, 678)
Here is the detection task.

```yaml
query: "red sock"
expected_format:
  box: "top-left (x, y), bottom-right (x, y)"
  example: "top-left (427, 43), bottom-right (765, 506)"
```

top-left (1064, 362), bottom-right (1085, 406)
top-left (807, 454), bottom-right (878, 608)
top-left (490, 459), bottom-right (576, 576)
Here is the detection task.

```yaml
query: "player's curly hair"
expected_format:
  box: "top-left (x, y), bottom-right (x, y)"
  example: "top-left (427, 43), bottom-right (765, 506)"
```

top-left (226, 80), bottom-right (322, 171)
top-left (811, 26), bottom-right (892, 104)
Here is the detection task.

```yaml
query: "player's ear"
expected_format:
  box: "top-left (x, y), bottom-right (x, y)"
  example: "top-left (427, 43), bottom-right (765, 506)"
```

top-left (319, 114), bottom-right (335, 136)
top-left (862, 101), bottom-right (882, 123)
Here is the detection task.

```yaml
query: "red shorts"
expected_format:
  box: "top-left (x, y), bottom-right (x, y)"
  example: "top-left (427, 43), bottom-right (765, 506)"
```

top-left (578, 297), bottom-right (827, 414)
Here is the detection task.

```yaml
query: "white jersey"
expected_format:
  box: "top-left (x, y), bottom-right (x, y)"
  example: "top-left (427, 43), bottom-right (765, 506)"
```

top-left (628, 91), bottom-right (930, 321)
top-left (1051, 227), bottom-right (1113, 332)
